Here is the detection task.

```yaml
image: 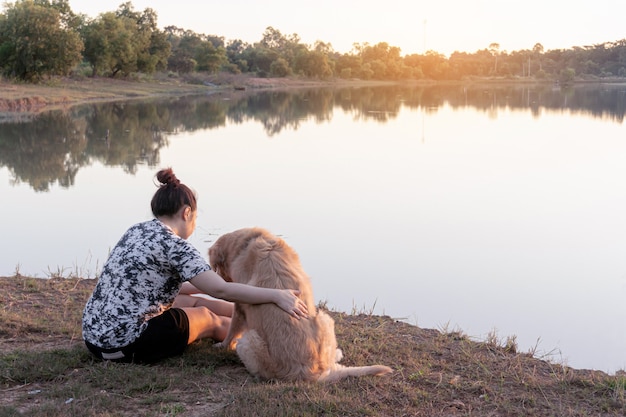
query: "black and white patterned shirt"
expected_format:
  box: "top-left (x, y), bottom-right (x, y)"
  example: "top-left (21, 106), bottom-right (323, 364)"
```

top-left (82, 219), bottom-right (211, 349)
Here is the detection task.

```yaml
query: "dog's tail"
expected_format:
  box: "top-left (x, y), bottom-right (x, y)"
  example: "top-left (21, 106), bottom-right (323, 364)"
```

top-left (317, 364), bottom-right (393, 383)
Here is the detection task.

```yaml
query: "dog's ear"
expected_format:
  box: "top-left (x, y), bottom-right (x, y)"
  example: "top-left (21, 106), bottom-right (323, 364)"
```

top-left (208, 242), bottom-right (226, 273)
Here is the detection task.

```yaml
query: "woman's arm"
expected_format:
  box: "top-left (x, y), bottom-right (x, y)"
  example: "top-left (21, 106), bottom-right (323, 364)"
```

top-left (189, 270), bottom-right (309, 319)
top-left (179, 281), bottom-right (202, 295)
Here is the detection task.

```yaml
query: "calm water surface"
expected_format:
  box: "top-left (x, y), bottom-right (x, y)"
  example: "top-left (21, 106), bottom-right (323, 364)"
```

top-left (1, 84), bottom-right (625, 374)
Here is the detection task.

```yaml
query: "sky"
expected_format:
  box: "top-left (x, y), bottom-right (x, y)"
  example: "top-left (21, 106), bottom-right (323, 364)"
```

top-left (65, 0), bottom-right (625, 57)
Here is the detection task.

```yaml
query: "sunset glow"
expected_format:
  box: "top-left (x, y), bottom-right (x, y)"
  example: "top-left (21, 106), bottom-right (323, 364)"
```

top-left (68, 0), bottom-right (625, 56)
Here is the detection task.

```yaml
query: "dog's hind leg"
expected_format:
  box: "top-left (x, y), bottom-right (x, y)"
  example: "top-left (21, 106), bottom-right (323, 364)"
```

top-left (237, 330), bottom-right (302, 380)
top-left (335, 348), bottom-right (344, 363)
top-left (236, 330), bottom-right (271, 379)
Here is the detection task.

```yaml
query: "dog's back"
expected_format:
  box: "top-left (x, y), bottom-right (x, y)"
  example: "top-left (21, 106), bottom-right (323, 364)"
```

top-left (234, 231), bottom-right (316, 308)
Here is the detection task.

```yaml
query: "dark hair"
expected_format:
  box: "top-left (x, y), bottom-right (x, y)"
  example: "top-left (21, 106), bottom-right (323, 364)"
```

top-left (150, 168), bottom-right (197, 217)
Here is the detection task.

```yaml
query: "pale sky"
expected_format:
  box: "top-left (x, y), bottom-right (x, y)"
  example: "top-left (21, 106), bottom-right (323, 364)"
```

top-left (66, 0), bottom-right (625, 57)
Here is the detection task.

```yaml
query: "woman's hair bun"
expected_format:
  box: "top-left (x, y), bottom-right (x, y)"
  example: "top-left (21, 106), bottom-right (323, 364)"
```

top-left (151, 167), bottom-right (196, 216)
top-left (156, 168), bottom-right (180, 186)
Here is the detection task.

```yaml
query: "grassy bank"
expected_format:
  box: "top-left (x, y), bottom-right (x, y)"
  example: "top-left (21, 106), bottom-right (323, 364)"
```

top-left (0, 73), bottom-right (399, 115)
top-left (0, 74), bottom-right (218, 114)
top-left (0, 275), bottom-right (624, 416)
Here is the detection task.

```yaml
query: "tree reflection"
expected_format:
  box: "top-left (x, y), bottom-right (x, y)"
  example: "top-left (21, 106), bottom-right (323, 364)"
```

top-left (0, 111), bottom-right (87, 191)
top-left (81, 100), bottom-right (172, 174)
top-left (1, 84), bottom-right (624, 191)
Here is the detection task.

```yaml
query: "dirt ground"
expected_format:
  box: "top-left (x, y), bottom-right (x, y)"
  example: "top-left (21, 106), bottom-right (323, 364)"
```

top-left (0, 276), bottom-right (624, 416)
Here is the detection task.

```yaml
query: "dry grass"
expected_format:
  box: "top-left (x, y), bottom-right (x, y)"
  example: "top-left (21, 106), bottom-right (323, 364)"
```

top-left (0, 275), bottom-right (624, 416)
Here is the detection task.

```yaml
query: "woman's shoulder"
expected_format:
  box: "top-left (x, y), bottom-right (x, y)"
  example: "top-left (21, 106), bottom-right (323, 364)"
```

top-left (114, 219), bottom-right (169, 247)
top-left (126, 219), bottom-right (167, 234)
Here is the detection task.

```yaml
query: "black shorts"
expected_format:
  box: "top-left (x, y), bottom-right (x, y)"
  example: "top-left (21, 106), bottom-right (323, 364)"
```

top-left (85, 308), bottom-right (190, 364)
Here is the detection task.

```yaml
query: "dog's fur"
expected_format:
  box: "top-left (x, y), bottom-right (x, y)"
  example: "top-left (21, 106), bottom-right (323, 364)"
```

top-left (208, 227), bottom-right (392, 382)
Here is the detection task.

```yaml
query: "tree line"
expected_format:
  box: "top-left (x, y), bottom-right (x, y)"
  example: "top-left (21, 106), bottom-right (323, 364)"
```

top-left (1, 0), bottom-right (626, 83)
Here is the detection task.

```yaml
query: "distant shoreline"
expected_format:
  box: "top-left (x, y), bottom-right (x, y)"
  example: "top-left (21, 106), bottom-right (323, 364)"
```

top-left (0, 74), bottom-right (399, 115)
top-left (2, 73), bottom-right (625, 116)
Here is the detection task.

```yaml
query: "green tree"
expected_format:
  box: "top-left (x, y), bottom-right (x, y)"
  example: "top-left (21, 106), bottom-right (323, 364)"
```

top-left (34, 0), bottom-right (82, 29)
top-left (335, 54), bottom-right (361, 79)
top-left (270, 57), bottom-right (290, 77)
top-left (359, 42), bottom-right (403, 79)
top-left (421, 51), bottom-right (449, 80)
top-left (81, 3), bottom-right (169, 77)
top-left (165, 29), bottom-right (227, 74)
top-left (260, 26), bottom-right (295, 50)
top-left (259, 26), bottom-right (303, 70)
top-left (369, 59), bottom-right (387, 79)
top-left (225, 38), bottom-right (249, 73)
top-left (0, 0), bottom-right (83, 81)
top-left (294, 49), bottom-right (332, 78)
top-left (166, 51), bottom-right (196, 73)
top-left (194, 40), bottom-right (226, 73)
top-left (116, 3), bottom-right (169, 74)
top-left (489, 42), bottom-right (500, 74)
top-left (358, 62), bottom-right (374, 80)
top-left (82, 12), bottom-right (136, 76)
top-left (533, 42), bottom-right (544, 72)
top-left (244, 46), bottom-right (280, 76)
top-left (146, 29), bottom-right (171, 72)
top-left (559, 67), bottom-right (576, 84)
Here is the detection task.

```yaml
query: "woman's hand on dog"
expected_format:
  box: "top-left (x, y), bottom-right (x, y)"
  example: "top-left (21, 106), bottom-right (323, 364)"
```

top-left (277, 289), bottom-right (309, 319)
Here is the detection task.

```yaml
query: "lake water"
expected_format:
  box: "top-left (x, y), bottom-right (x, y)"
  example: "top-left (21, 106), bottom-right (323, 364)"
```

top-left (1, 83), bottom-right (625, 374)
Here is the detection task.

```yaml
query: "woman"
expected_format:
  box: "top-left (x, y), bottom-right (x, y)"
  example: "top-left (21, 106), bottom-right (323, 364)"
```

top-left (82, 168), bottom-right (308, 363)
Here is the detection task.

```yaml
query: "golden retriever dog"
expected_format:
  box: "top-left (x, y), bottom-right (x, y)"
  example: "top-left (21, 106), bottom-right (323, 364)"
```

top-left (208, 227), bottom-right (392, 382)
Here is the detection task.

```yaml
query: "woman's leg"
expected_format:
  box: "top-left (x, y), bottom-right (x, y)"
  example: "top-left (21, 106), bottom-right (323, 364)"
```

top-left (174, 286), bottom-right (234, 345)
top-left (180, 306), bottom-right (231, 344)
top-left (173, 294), bottom-right (234, 317)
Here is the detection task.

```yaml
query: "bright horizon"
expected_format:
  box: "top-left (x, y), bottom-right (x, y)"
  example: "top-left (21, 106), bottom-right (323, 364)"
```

top-left (64, 0), bottom-right (625, 57)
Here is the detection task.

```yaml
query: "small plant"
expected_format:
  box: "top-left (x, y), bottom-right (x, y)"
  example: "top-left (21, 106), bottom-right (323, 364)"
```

top-left (350, 299), bottom-right (378, 315)
top-left (607, 374), bottom-right (626, 402)
top-left (161, 403), bottom-right (186, 416)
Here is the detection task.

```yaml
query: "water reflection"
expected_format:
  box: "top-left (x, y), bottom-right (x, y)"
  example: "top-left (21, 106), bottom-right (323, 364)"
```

top-left (1, 84), bottom-right (625, 191)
